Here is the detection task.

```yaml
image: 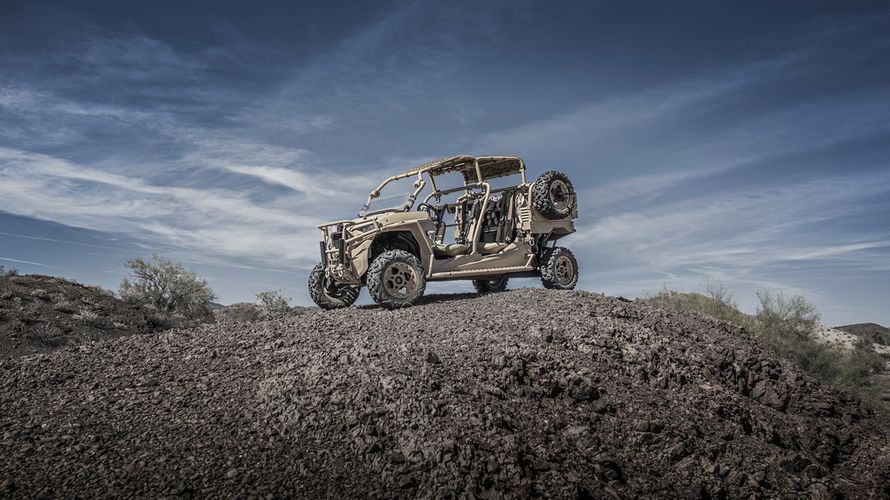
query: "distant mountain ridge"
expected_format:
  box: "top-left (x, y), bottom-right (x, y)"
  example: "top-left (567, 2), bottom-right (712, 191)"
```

top-left (836, 323), bottom-right (890, 345)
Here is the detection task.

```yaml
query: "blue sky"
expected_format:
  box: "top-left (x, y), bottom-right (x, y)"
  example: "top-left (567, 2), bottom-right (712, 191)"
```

top-left (1, 1), bottom-right (889, 325)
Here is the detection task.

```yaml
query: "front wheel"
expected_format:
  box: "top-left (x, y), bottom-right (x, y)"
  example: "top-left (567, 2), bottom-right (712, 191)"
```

top-left (308, 263), bottom-right (360, 309)
top-left (540, 247), bottom-right (578, 290)
top-left (367, 250), bottom-right (426, 309)
top-left (473, 276), bottom-right (509, 293)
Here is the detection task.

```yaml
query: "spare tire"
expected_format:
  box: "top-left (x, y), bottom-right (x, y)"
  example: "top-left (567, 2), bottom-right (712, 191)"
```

top-left (532, 170), bottom-right (576, 220)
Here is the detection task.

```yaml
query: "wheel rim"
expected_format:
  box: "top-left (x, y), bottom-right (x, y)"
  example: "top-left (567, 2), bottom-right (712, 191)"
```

top-left (554, 255), bottom-right (574, 285)
top-left (488, 277), bottom-right (505, 288)
top-left (549, 180), bottom-right (570, 211)
top-left (384, 262), bottom-right (417, 299)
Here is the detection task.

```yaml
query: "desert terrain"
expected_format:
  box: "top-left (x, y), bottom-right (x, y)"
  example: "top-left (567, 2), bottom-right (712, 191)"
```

top-left (1, 276), bottom-right (888, 498)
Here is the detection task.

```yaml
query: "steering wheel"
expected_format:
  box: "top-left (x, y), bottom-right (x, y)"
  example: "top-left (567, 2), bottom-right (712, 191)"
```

top-left (418, 202), bottom-right (442, 221)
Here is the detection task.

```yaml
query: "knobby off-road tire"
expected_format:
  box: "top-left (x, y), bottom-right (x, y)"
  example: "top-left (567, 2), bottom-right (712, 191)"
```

top-left (540, 247), bottom-right (579, 290)
top-left (308, 263), bottom-right (360, 310)
top-left (472, 276), bottom-right (509, 294)
top-left (367, 249), bottom-right (426, 310)
top-left (532, 170), bottom-right (576, 220)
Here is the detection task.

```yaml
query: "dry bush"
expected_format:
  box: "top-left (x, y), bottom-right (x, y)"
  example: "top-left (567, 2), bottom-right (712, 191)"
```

top-left (643, 283), bottom-right (886, 408)
top-left (52, 300), bottom-right (79, 314)
top-left (643, 280), bottom-right (752, 329)
top-left (256, 289), bottom-right (292, 320)
top-left (754, 291), bottom-right (885, 403)
top-left (0, 265), bottom-right (18, 277)
top-left (24, 323), bottom-right (66, 348)
top-left (72, 308), bottom-right (100, 324)
top-left (119, 254), bottom-right (216, 321)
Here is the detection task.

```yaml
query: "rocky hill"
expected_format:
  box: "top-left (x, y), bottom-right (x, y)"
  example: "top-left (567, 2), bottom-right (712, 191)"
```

top-left (836, 323), bottom-right (890, 346)
top-left (0, 274), bottom-right (168, 358)
top-left (1, 289), bottom-right (888, 498)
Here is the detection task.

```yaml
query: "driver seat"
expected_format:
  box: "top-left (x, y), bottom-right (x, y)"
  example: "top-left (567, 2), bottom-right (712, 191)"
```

top-left (432, 243), bottom-right (468, 257)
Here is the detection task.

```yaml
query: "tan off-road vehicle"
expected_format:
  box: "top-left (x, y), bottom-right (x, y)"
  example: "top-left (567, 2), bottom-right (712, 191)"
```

top-left (308, 155), bottom-right (578, 309)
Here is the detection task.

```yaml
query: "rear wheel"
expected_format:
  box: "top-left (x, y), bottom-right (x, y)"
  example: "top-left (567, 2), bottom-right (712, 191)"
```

top-left (473, 276), bottom-right (509, 293)
top-left (367, 250), bottom-right (426, 309)
top-left (540, 247), bottom-right (578, 290)
top-left (308, 263), bottom-right (360, 309)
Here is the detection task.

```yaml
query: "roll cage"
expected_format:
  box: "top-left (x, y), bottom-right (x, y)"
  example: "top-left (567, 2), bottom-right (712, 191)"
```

top-left (358, 156), bottom-right (528, 217)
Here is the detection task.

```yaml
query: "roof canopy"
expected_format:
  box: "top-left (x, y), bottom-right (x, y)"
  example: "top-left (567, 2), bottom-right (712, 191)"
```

top-left (399, 155), bottom-right (524, 183)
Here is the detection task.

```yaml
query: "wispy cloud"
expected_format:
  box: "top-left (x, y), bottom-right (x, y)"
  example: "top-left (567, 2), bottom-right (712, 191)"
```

top-left (0, 147), bottom-right (341, 264)
top-left (0, 256), bottom-right (52, 268)
top-left (573, 167), bottom-right (890, 319)
top-left (1, 3), bottom-right (889, 322)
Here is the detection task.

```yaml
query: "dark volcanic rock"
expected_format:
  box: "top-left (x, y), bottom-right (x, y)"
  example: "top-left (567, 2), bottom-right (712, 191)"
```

top-left (0, 274), bottom-right (168, 357)
top-left (0, 289), bottom-right (888, 498)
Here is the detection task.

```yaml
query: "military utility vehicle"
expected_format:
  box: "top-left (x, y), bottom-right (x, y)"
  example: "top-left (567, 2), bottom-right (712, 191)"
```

top-left (309, 155), bottom-right (578, 309)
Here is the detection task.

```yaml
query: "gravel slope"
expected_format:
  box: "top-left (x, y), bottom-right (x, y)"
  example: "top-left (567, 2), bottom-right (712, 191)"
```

top-left (0, 274), bottom-right (167, 358)
top-left (1, 289), bottom-right (888, 498)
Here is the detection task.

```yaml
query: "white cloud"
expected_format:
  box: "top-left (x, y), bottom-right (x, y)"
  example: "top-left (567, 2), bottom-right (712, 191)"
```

top-left (0, 147), bottom-right (334, 264)
top-left (0, 256), bottom-right (52, 268)
top-left (574, 169), bottom-right (890, 309)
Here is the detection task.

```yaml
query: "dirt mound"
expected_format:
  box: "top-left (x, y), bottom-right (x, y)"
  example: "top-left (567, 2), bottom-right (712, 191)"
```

top-left (213, 302), bottom-right (262, 323)
top-left (1, 289), bottom-right (888, 497)
top-left (213, 303), bottom-right (314, 323)
top-left (0, 274), bottom-right (168, 357)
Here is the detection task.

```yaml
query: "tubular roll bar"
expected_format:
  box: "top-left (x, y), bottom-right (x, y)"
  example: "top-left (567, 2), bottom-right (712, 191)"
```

top-left (350, 156), bottom-right (528, 256)
top-left (358, 156), bottom-right (527, 217)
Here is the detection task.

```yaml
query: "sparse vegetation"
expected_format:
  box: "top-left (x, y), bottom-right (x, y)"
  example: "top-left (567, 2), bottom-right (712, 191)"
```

top-left (642, 284), bottom-right (887, 408)
top-left (0, 265), bottom-right (18, 277)
top-left (643, 280), bottom-right (752, 329)
top-left (1, 273), bottom-right (172, 357)
top-left (25, 323), bottom-right (66, 348)
top-left (256, 289), bottom-right (292, 320)
top-left (119, 254), bottom-right (216, 320)
top-left (72, 308), bottom-right (100, 324)
top-left (213, 303), bottom-right (261, 323)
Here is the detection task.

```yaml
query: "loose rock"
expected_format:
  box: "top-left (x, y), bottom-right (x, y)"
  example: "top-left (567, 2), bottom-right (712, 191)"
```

top-left (0, 289), bottom-right (888, 498)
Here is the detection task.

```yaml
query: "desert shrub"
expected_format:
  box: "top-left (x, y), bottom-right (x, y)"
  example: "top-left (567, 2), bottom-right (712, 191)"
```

top-left (119, 254), bottom-right (216, 320)
top-left (0, 265), bottom-right (18, 277)
top-left (52, 300), bottom-right (79, 314)
top-left (256, 289), bottom-right (292, 320)
top-left (25, 323), bottom-right (66, 347)
top-left (643, 281), bottom-right (752, 329)
top-left (72, 308), bottom-right (100, 324)
top-left (643, 283), bottom-right (886, 408)
top-left (750, 291), bottom-right (879, 390)
top-left (754, 290), bottom-right (819, 344)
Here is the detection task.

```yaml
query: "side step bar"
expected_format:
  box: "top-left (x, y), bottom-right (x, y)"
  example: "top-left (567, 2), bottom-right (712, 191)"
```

top-left (429, 265), bottom-right (535, 281)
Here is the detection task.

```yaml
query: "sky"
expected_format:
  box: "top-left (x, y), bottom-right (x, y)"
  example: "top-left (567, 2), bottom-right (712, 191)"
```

top-left (1, 0), bottom-right (889, 325)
